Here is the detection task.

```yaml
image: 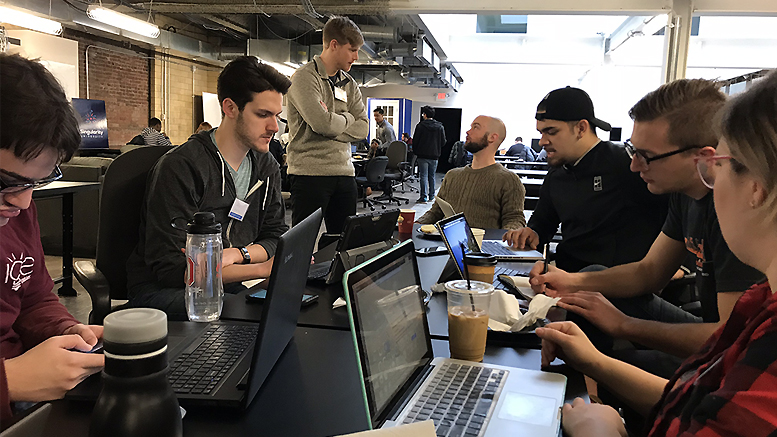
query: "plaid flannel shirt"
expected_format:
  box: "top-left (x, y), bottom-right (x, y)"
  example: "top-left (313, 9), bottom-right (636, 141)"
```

top-left (647, 281), bottom-right (777, 437)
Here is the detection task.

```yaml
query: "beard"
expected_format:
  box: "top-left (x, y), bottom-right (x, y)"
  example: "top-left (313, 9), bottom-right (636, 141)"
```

top-left (464, 133), bottom-right (489, 154)
top-left (235, 112), bottom-right (269, 153)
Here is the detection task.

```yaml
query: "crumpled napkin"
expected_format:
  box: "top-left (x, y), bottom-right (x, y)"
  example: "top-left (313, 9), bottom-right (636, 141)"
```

top-left (488, 289), bottom-right (559, 332)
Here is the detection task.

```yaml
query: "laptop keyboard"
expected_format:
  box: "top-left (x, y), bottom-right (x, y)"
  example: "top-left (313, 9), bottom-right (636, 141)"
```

top-left (480, 241), bottom-right (520, 257)
top-left (307, 260), bottom-right (332, 280)
top-left (168, 324), bottom-right (259, 396)
top-left (492, 266), bottom-right (528, 290)
top-left (401, 362), bottom-right (507, 437)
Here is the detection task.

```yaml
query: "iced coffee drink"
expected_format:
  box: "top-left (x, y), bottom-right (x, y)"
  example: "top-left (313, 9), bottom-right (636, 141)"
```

top-left (448, 306), bottom-right (489, 361)
top-left (445, 280), bottom-right (494, 362)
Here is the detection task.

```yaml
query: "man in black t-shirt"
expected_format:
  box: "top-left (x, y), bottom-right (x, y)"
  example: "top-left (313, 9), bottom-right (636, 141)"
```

top-left (504, 87), bottom-right (668, 273)
top-left (529, 79), bottom-right (764, 366)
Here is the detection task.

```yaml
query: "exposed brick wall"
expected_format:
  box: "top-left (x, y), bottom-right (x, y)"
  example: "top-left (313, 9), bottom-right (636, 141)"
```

top-left (153, 57), bottom-right (220, 145)
top-left (70, 31), bottom-right (151, 148)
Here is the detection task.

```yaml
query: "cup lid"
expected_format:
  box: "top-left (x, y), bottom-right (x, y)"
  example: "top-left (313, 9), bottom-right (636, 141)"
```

top-left (103, 308), bottom-right (168, 344)
top-left (445, 279), bottom-right (494, 294)
top-left (463, 252), bottom-right (497, 266)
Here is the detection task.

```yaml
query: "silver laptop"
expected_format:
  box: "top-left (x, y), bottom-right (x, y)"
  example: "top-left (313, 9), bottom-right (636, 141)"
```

top-left (437, 213), bottom-right (543, 262)
top-left (342, 240), bottom-right (566, 437)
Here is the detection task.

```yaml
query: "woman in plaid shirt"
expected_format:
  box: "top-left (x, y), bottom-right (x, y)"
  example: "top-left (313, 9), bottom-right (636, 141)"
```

top-left (537, 70), bottom-right (777, 437)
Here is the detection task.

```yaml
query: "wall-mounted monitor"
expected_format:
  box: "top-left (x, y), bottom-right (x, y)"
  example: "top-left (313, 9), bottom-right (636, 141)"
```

top-left (71, 98), bottom-right (109, 149)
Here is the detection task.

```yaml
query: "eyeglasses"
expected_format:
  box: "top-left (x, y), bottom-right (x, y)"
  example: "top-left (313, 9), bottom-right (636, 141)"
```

top-left (625, 141), bottom-right (705, 166)
top-left (0, 166), bottom-right (63, 194)
top-left (695, 155), bottom-right (733, 189)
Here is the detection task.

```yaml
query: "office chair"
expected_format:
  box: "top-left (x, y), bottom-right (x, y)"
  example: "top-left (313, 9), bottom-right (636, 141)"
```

top-left (73, 146), bottom-right (173, 325)
top-left (378, 141), bottom-right (410, 206)
top-left (355, 156), bottom-right (389, 211)
top-left (399, 152), bottom-right (419, 194)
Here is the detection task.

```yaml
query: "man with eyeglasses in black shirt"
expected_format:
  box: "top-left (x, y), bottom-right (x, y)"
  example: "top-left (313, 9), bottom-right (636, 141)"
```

top-left (528, 79), bottom-right (765, 379)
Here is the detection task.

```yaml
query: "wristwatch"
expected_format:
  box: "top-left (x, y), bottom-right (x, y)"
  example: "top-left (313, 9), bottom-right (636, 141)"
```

top-left (238, 246), bottom-right (251, 264)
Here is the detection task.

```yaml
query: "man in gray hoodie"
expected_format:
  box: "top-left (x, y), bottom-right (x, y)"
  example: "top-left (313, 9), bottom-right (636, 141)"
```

top-left (126, 57), bottom-right (290, 320)
top-left (286, 16), bottom-right (369, 234)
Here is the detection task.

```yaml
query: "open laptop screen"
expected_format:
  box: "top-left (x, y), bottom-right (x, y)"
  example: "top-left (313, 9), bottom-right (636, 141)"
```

top-left (346, 242), bottom-right (432, 425)
top-left (436, 213), bottom-right (480, 278)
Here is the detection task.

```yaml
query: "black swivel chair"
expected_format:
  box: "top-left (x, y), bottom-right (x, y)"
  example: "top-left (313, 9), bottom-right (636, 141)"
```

top-left (73, 146), bottom-right (173, 325)
top-left (379, 141), bottom-right (411, 206)
top-left (355, 156), bottom-right (389, 211)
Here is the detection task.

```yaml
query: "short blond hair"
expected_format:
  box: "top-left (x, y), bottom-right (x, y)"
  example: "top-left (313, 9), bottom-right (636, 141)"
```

top-left (717, 71), bottom-right (777, 223)
top-left (322, 16), bottom-right (363, 49)
top-left (629, 79), bottom-right (726, 149)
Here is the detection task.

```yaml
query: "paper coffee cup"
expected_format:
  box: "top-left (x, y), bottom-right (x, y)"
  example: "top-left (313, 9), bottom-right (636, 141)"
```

top-left (471, 228), bottom-right (485, 247)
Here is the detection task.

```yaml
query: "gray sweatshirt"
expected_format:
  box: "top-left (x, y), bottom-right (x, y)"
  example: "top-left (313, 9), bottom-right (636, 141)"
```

top-left (126, 131), bottom-right (288, 289)
top-left (286, 55), bottom-right (369, 176)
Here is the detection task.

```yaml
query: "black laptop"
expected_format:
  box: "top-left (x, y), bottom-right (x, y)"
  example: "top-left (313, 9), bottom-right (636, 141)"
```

top-left (68, 209), bottom-right (322, 410)
top-left (308, 209), bottom-right (400, 284)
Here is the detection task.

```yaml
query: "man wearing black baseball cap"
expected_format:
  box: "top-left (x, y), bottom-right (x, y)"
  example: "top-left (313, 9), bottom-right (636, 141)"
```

top-left (503, 86), bottom-right (668, 273)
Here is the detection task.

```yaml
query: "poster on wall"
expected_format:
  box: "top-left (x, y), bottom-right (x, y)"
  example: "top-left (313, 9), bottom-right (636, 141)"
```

top-left (71, 98), bottom-right (109, 149)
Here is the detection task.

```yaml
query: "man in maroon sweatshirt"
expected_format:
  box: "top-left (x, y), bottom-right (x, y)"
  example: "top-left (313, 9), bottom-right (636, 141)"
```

top-left (0, 54), bottom-right (104, 423)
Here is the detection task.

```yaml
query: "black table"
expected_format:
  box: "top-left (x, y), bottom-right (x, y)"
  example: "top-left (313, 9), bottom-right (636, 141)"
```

top-left (33, 181), bottom-right (101, 296)
top-left (222, 225), bottom-right (563, 348)
top-left (44, 325), bottom-right (587, 437)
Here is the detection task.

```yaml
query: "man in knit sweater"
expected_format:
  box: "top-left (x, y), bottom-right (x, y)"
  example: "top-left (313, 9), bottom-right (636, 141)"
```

top-left (417, 116), bottom-right (526, 230)
top-left (286, 16), bottom-right (369, 234)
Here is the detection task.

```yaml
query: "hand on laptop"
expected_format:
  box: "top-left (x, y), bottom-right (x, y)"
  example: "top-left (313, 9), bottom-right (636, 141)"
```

top-left (556, 292), bottom-right (629, 338)
top-left (529, 263), bottom-right (577, 296)
top-left (536, 321), bottom-right (601, 374)
top-left (4, 334), bottom-right (105, 402)
top-left (561, 397), bottom-right (627, 437)
top-left (502, 227), bottom-right (539, 250)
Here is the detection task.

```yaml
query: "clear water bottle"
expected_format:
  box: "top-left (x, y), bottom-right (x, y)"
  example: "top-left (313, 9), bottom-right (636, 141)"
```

top-left (183, 212), bottom-right (223, 322)
top-left (89, 308), bottom-right (182, 437)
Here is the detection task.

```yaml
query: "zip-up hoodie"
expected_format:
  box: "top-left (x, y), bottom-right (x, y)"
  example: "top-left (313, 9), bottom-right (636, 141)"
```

top-left (412, 118), bottom-right (446, 159)
top-left (126, 131), bottom-right (288, 290)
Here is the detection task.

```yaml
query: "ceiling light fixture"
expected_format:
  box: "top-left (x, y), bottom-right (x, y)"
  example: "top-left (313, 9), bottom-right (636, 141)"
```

top-left (0, 6), bottom-right (63, 35)
top-left (255, 58), bottom-right (297, 77)
top-left (86, 5), bottom-right (160, 38)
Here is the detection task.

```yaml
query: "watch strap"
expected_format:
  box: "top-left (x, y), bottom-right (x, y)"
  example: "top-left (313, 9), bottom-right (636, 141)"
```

top-left (238, 246), bottom-right (251, 264)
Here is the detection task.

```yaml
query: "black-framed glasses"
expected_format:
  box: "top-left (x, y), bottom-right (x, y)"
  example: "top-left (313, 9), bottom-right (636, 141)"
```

top-left (0, 166), bottom-right (63, 194)
top-left (625, 140), bottom-right (705, 166)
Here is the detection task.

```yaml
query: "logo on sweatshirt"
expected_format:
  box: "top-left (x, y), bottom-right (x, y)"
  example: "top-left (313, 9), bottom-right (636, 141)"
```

top-left (593, 176), bottom-right (602, 192)
top-left (5, 253), bottom-right (35, 292)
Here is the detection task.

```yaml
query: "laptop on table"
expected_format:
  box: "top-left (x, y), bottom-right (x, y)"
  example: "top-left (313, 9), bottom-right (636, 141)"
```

top-left (308, 209), bottom-right (400, 284)
top-left (342, 241), bottom-right (567, 437)
top-left (68, 209), bottom-right (323, 410)
top-left (435, 213), bottom-right (541, 290)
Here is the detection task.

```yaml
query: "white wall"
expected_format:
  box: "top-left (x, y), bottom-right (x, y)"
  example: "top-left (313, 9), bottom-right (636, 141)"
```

top-left (7, 30), bottom-right (79, 100)
top-left (362, 62), bottom-right (663, 145)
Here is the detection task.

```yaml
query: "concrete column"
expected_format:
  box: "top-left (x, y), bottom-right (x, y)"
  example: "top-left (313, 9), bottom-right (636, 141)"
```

top-left (662, 0), bottom-right (694, 82)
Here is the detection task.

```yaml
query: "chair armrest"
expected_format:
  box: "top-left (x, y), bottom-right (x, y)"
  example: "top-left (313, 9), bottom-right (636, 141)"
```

top-left (73, 260), bottom-right (111, 325)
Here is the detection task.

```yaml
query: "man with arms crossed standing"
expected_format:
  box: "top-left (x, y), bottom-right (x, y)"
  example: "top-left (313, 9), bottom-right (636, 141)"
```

top-left (286, 16), bottom-right (369, 233)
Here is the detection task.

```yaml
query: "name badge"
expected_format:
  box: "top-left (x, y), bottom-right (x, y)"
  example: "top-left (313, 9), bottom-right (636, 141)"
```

top-left (228, 198), bottom-right (250, 221)
top-left (334, 87), bottom-right (348, 103)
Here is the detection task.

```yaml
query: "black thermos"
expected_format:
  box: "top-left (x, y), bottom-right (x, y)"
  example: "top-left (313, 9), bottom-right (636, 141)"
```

top-left (89, 308), bottom-right (182, 437)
